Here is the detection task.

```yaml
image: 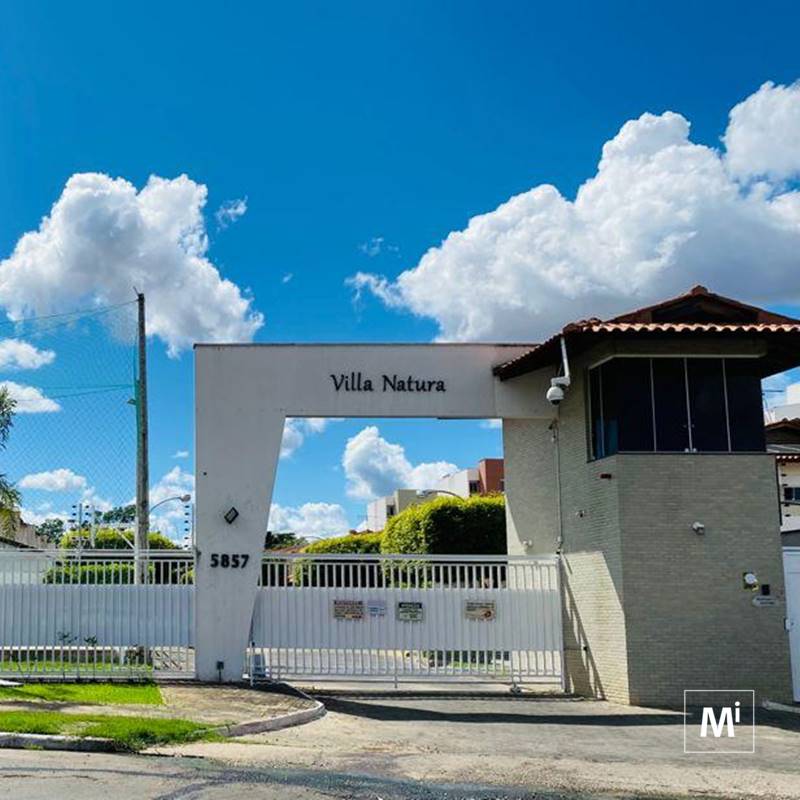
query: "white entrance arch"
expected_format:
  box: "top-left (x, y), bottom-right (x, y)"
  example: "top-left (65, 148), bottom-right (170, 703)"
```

top-left (194, 343), bottom-right (552, 681)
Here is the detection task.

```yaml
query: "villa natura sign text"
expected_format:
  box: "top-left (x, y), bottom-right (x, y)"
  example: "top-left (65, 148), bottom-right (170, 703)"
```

top-left (330, 372), bottom-right (446, 393)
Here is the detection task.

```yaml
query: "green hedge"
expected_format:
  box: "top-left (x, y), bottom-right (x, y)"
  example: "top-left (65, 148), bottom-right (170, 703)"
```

top-left (44, 562), bottom-right (138, 584)
top-left (287, 532), bottom-right (383, 586)
top-left (381, 494), bottom-right (506, 555)
top-left (301, 531), bottom-right (382, 555)
top-left (59, 528), bottom-right (179, 551)
top-left (43, 560), bottom-right (193, 585)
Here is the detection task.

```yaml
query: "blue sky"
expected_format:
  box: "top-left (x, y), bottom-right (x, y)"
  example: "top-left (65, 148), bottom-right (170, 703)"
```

top-left (2, 1), bottom-right (800, 536)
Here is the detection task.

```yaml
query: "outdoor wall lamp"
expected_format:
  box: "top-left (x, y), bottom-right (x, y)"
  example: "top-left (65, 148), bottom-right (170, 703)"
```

top-left (224, 507), bottom-right (239, 524)
top-left (743, 572), bottom-right (759, 591)
top-left (691, 521), bottom-right (705, 535)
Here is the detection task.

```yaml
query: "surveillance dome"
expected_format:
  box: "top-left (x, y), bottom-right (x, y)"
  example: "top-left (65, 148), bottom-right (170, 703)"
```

top-left (546, 384), bottom-right (565, 405)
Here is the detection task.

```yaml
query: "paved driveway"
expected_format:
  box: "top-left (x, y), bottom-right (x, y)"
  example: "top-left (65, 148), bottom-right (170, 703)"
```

top-left (1, 693), bottom-right (799, 799)
top-left (153, 692), bottom-right (800, 799)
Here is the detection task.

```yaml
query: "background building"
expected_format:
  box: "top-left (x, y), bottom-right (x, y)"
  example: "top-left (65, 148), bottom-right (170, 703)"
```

top-left (365, 458), bottom-right (504, 531)
top-left (766, 418), bottom-right (800, 547)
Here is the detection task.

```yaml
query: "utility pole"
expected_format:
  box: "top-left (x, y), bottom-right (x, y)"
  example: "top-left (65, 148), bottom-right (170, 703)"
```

top-left (135, 292), bottom-right (149, 583)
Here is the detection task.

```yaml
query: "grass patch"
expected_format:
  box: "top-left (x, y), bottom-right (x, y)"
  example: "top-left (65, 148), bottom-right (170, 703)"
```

top-left (0, 682), bottom-right (162, 706)
top-left (0, 710), bottom-right (65, 735)
top-left (79, 716), bottom-right (221, 750)
top-left (0, 710), bottom-right (222, 751)
top-left (0, 659), bottom-right (152, 677)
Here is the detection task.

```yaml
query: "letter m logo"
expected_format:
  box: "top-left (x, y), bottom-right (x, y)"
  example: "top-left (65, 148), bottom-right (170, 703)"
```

top-left (700, 706), bottom-right (734, 738)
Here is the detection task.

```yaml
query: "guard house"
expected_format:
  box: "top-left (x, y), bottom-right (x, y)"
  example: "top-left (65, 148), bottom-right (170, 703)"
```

top-left (495, 285), bottom-right (800, 706)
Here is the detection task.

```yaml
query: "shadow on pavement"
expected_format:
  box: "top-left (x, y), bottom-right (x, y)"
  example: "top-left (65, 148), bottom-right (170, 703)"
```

top-left (758, 709), bottom-right (800, 733)
top-left (320, 696), bottom-right (682, 726)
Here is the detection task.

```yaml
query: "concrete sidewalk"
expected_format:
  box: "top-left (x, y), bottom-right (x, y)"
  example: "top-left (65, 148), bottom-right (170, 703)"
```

top-left (153, 693), bottom-right (800, 799)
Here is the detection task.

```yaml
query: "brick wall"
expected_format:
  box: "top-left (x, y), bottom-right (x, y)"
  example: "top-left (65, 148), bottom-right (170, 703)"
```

top-left (618, 453), bottom-right (792, 706)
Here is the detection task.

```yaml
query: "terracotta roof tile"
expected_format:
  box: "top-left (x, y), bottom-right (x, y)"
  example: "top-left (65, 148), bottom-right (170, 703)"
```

top-left (493, 285), bottom-right (800, 380)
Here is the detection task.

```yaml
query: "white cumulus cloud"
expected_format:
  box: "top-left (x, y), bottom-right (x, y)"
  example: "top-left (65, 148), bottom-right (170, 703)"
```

top-left (150, 466), bottom-right (194, 507)
top-left (19, 506), bottom-right (70, 527)
top-left (0, 381), bottom-right (60, 413)
top-left (342, 425), bottom-right (457, 501)
top-left (172, 450), bottom-right (189, 459)
top-left (0, 173), bottom-right (263, 357)
top-left (724, 81), bottom-right (800, 181)
top-left (281, 417), bottom-right (339, 458)
top-left (19, 468), bottom-right (87, 492)
top-left (215, 197), bottom-right (248, 229)
top-left (0, 339), bottom-right (55, 370)
top-left (268, 501), bottom-right (350, 539)
top-left (149, 466), bottom-right (195, 540)
top-left (350, 81), bottom-right (800, 342)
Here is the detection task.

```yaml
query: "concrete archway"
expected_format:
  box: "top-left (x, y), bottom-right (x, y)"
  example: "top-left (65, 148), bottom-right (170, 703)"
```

top-left (194, 343), bottom-right (551, 681)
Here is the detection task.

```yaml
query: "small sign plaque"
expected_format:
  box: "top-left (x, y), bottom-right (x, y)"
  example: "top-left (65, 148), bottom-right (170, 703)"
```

top-left (397, 601), bottom-right (424, 622)
top-left (465, 600), bottom-right (496, 621)
top-left (367, 599), bottom-right (387, 618)
top-left (333, 600), bottom-right (364, 620)
top-left (751, 596), bottom-right (778, 608)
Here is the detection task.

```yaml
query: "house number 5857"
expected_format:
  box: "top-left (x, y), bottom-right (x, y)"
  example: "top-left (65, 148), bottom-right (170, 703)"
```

top-left (209, 553), bottom-right (249, 568)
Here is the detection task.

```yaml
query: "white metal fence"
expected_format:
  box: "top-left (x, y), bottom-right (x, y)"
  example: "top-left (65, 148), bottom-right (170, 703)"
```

top-left (247, 554), bottom-right (563, 687)
top-left (0, 549), bottom-right (195, 679)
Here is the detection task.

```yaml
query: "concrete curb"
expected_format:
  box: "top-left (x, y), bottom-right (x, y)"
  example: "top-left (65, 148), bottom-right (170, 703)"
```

top-left (221, 687), bottom-right (326, 737)
top-left (221, 701), bottom-right (326, 737)
top-left (0, 732), bottom-right (120, 752)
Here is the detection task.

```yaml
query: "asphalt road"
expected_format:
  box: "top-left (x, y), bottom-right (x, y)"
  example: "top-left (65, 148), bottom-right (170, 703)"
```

top-left (0, 749), bottom-right (733, 800)
top-left (2, 694), bottom-right (799, 799)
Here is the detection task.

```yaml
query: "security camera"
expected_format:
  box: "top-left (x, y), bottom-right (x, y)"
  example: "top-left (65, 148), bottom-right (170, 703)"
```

top-left (546, 384), bottom-right (565, 405)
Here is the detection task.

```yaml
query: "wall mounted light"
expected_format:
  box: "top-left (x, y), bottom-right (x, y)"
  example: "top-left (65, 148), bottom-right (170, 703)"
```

top-left (224, 507), bottom-right (239, 525)
top-left (742, 571), bottom-right (759, 591)
top-left (691, 521), bottom-right (705, 535)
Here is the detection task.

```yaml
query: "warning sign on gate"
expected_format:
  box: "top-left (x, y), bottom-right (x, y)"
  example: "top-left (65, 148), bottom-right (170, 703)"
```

top-left (465, 600), bottom-right (496, 621)
top-left (367, 599), bottom-right (387, 617)
top-left (333, 599), bottom-right (364, 620)
top-left (397, 601), bottom-right (424, 622)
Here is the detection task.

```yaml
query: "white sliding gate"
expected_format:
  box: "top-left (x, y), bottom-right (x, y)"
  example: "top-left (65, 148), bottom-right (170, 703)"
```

top-left (247, 554), bottom-right (563, 686)
top-left (0, 549), bottom-right (195, 680)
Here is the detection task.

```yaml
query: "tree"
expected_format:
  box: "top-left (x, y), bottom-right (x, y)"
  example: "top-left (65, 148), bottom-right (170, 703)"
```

top-left (35, 518), bottom-right (66, 543)
top-left (101, 504), bottom-right (136, 525)
top-left (264, 531), bottom-right (305, 550)
top-left (0, 388), bottom-right (20, 534)
top-left (59, 527), bottom-right (179, 550)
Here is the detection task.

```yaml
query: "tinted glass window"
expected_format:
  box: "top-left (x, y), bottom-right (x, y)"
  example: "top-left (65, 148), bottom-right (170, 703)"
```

top-left (588, 364), bottom-right (605, 458)
top-left (598, 361), bottom-right (619, 457)
top-left (587, 355), bottom-right (765, 458)
top-left (652, 358), bottom-right (690, 452)
top-left (608, 358), bottom-right (654, 451)
top-left (687, 358), bottom-right (728, 451)
top-left (725, 359), bottom-right (766, 451)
